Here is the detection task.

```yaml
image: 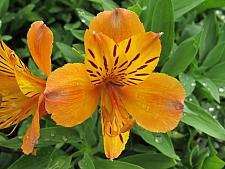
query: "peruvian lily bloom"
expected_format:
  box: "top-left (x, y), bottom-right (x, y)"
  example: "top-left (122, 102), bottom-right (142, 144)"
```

top-left (44, 9), bottom-right (185, 159)
top-left (0, 21), bottom-right (53, 154)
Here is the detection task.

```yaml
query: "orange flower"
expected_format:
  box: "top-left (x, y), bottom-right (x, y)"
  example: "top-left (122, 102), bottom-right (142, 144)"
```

top-left (44, 9), bottom-right (185, 159)
top-left (0, 21), bottom-right (53, 154)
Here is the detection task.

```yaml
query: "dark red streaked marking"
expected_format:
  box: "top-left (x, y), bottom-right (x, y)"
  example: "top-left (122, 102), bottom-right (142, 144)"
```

top-left (24, 91), bottom-right (32, 96)
top-left (96, 71), bottom-right (101, 76)
top-left (0, 69), bottom-right (13, 75)
top-left (0, 65), bottom-right (10, 71)
top-left (125, 39), bottom-right (131, 53)
top-left (127, 53), bottom-right (140, 68)
top-left (129, 78), bottom-right (144, 81)
top-left (119, 134), bottom-right (124, 143)
top-left (99, 67), bottom-right (103, 71)
top-left (88, 49), bottom-right (95, 59)
top-left (128, 70), bottom-right (137, 74)
top-left (118, 60), bottom-right (128, 69)
top-left (0, 42), bottom-right (4, 50)
top-left (114, 57), bottom-right (119, 66)
top-left (0, 54), bottom-right (7, 61)
top-left (88, 60), bottom-right (98, 69)
top-left (86, 69), bottom-right (93, 73)
top-left (91, 79), bottom-right (100, 83)
top-left (127, 80), bottom-right (137, 85)
top-left (137, 65), bottom-right (148, 70)
top-left (113, 45), bottom-right (117, 57)
top-left (30, 93), bottom-right (40, 98)
top-left (103, 56), bottom-right (108, 72)
top-left (90, 74), bottom-right (98, 77)
top-left (135, 73), bottom-right (149, 76)
top-left (123, 82), bottom-right (130, 85)
top-left (118, 68), bottom-right (127, 73)
top-left (145, 56), bottom-right (159, 64)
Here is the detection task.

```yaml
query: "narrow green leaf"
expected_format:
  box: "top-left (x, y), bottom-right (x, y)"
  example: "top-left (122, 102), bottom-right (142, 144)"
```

top-left (199, 12), bottom-right (218, 62)
top-left (182, 101), bottom-right (225, 140)
top-left (0, 0), bottom-right (9, 17)
top-left (79, 153), bottom-right (95, 169)
top-left (202, 42), bottom-right (225, 68)
top-left (206, 62), bottom-right (225, 80)
top-left (151, 0), bottom-right (174, 64)
top-left (76, 8), bottom-right (94, 26)
top-left (161, 37), bottom-right (198, 77)
top-left (173, 0), bottom-right (205, 19)
top-left (89, 0), bottom-right (119, 10)
top-left (56, 42), bottom-right (83, 63)
top-left (71, 29), bottom-right (84, 42)
top-left (93, 159), bottom-right (144, 169)
top-left (120, 153), bottom-right (176, 169)
top-left (197, 77), bottom-right (220, 102)
top-left (179, 73), bottom-right (196, 97)
top-left (133, 126), bottom-right (179, 160)
top-left (203, 155), bottom-right (225, 169)
top-left (196, 0), bottom-right (225, 13)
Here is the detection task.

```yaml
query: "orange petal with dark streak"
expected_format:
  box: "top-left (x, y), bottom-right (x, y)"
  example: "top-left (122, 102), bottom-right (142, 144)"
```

top-left (117, 73), bottom-right (185, 132)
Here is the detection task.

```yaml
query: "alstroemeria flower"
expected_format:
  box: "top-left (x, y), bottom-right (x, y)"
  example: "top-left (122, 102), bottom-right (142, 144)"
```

top-left (44, 9), bottom-right (185, 159)
top-left (0, 21), bottom-right (53, 154)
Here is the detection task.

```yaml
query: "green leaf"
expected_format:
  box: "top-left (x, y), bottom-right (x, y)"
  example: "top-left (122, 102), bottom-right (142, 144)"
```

top-left (0, 0), bottom-right (9, 17)
top-left (196, 0), bottom-right (225, 13)
top-left (133, 126), bottom-right (179, 160)
top-left (179, 73), bottom-right (196, 97)
top-left (199, 12), bottom-right (218, 62)
top-left (197, 76), bottom-right (220, 102)
top-left (203, 155), bottom-right (225, 169)
top-left (173, 0), bottom-right (205, 19)
top-left (151, 0), bottom-right (174, 64)
top-left (56, 42), bottom-right (83, 63)
top-left (8, 147), bottom-right (71, 169)
top-left (79, 153), bottom-right (95, 169)
top-left (161, 36), bottom-right (198, 77)
top-left (206, 62), bottom-right (225, 80)
top-left (120, 153), bottom-right (176, 169)
top-left (0, 127), bottom-right (80, 149)
top-left (93, 159), bottom-right (144, 169)
top-left (89, 0), bottom-right (119, 10)
top-left (76, 8), bottom-right (94, 26)
top-left (71, 29), bottom-right (85, 41)
top-left (202, 42), bottom-right (225, 68)
top-left (182, 101), bottom-right (225, 140)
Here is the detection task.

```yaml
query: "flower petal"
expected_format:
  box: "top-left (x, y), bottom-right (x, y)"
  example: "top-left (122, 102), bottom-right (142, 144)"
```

top-left (0, 74), bottom-right (37, 129)
top-left (27, 21), bottom-right (53, 77)
top-left (84, 30), bottom-right (127, 85)
top-left (44, 63), bottom-right (100, 127)
top-left (21, 94), bottom-right (45, 154)
top-left (117, 32), bottom-right (161, 85)
top-left (117, 73), bottom-right (185, 132)
top-left (100, 85), bottom-right (130, 159)
top-left (89, 8), bottom-right (144, 43)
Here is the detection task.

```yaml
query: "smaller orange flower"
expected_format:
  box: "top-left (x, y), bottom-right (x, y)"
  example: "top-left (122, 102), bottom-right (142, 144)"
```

top-left (0, 21), bottom-right (53, 154)
top-left (44, 9), bottom-right (185, 159)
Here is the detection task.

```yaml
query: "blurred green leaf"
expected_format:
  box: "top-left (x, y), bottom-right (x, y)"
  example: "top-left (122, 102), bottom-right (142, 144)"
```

top-left (182, 101), bottom-right (225, 140)
top-left (76, 8), bottom-right (94, 26)
top-left (196, 0), bottom-right (225, 12)
top-left (120, 153), bottom-right (176, 169)
top-left (161, 36), bottom-right (199, 77)
top-left (133, 126), bottom-right (179, 160)
top-left (93, 159), bottom-right (144, 169)
top-left (197, 76), bottom-right (220, 102)
top-left (151, 0), bottom-right (174, 64)
top-left (206, 62), bottom-right (225, 81)
top-left (203, 155), bottom-right (225, 169)
top-left (89, 0), bottom-right (119, 10)
top-left (202, 42), bottom-right (225, 68)
top-left (8, 147), bottom-right (71, 169)
top-left (199, 12), bottom-right (218, 62)
top-left (71, 29), bottom-right (85, 41)
top-left (56, 42), bottom-right (84, 63)
top-left (179, 73), bottom-right (196, 97)
top-left (79, 153), bottom-right (95, 169)
top-left (173, 0), bottom-right (205, 19)
top-left (0, 0), bottom-right (9, 18)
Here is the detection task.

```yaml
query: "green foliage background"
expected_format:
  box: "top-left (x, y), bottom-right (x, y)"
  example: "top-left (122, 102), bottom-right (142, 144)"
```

top-left (0, 0), bottom-right (225, 168)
